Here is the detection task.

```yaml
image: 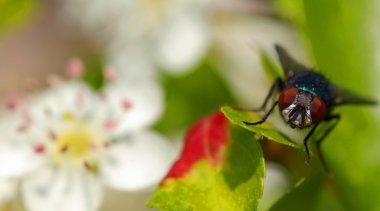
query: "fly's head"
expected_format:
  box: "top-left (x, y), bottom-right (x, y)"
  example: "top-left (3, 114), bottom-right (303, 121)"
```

top-left (278, 87), bottom-right (327, 128)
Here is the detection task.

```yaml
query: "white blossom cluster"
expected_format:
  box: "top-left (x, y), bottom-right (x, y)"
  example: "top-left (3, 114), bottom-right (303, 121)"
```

top-left (0, 59), bottom-right (175, 211)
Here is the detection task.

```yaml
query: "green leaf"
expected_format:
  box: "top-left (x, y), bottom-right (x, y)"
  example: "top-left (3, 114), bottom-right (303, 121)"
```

top-left (0, 0), bottom-right (36, 37)
top-left (269, 173), bottom-right (324, 211)
top-left (222, 126), bottom-right (265, 191)
top-left (270, 173), bottom-right (344, 211)
top-left (155, 60), bottom-right (236, 133)
top-left (148, 126), bottom-right (265, 211)
top-left (221, 106), bottom-right (301, 150)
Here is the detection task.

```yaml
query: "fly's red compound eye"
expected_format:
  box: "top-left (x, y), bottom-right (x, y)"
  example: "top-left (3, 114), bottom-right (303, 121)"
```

top-left (310, 96), bottom-right (327, 122)
top-left (278, 87), bottom-right (298, 110)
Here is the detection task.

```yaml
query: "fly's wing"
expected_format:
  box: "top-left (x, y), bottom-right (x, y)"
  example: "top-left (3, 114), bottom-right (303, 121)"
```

top-left (330, 85), bottom-right (377, 106)
top-left (275, 44), bottom-right (308, 79)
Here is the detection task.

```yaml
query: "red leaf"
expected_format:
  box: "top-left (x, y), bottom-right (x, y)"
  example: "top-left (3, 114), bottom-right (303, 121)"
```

top-left (162, 112), bottom-right (229, 184)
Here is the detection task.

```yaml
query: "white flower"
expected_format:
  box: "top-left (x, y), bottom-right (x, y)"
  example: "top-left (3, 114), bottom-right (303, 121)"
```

top-left (0, 65), bottom-right (175, 211)
top-left (62, 0), bottom-right (211, 76)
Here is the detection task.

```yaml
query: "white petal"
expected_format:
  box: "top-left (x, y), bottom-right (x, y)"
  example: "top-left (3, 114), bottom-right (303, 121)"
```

top-left (100, 130), bottom-right (175, 191)
top-left (29, 81), bottom-right (97, 122)
top-left (21, 167), bottom-right (103, 211)
top-left (0, 178), bottom-right (17, 203)
top-left (155, 13), bottom-right (210, 73)
top-left (0, 143), bottom-right (41, 178)
top-left (0, 114), bottom-right (42, 178)
top-left (62, 0), bottom-right (136, 40)
top-left (102, 81), bottom-right (164, 134)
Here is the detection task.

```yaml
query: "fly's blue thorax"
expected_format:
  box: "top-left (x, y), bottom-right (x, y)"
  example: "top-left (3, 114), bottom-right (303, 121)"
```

top-left (287, 71), bottom-right (332, 106)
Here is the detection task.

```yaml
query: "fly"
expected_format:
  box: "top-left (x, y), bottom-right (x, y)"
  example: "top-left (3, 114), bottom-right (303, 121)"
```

top-left (242, 45), bottom-right (377, 168)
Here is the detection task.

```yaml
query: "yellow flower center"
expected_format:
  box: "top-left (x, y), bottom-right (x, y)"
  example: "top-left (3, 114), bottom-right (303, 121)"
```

top-left (56, 123), bottom-right (93, 158)
top-left (49, 113), bottom-right (106, 168)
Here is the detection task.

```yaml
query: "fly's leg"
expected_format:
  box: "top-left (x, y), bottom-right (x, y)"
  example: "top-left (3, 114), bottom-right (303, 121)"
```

top-left (235, 77), bottom-right (283, 112)
top-left (316, 114), bottom-right (340, 171)
top-left (240, 77), bottom-right (283, 125)
top-left (303, 122), bottom-right (320, 163)
top-left (243, 101), bottom-right (278, 125)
